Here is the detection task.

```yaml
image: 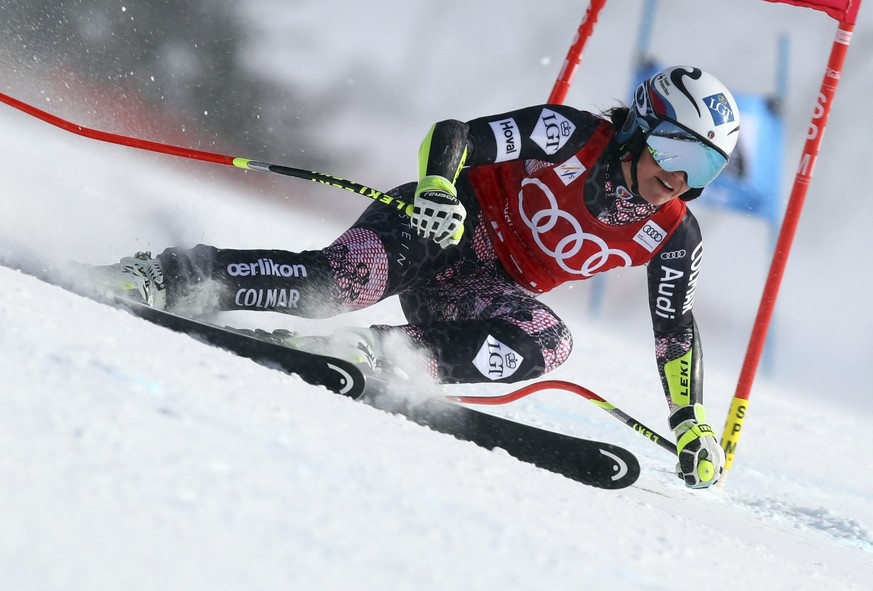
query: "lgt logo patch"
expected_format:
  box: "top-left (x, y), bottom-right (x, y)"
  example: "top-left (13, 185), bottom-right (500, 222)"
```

top-left (703, 93), bottom-right (734, 126)
top-left (531, 108), bottom-right (575, 155)
top-left (473, 335), bottom-right (524, 381)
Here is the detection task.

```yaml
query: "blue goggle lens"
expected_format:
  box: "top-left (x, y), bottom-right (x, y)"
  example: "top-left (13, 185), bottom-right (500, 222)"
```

top-left (645, 121), bottom-right (728, 189)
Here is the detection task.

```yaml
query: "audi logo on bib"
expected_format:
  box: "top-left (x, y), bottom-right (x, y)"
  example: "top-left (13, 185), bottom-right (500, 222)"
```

top-left (518, 178), bottom-right (632, 277)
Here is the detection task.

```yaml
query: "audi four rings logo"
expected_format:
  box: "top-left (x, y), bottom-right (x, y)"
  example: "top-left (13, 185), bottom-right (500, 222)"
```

top-left (518, 178), bottom-right (631, 276)
top-left (643, 225), bottom-right (664, 241)
top-left (661, 249), bottom-right (687, 260)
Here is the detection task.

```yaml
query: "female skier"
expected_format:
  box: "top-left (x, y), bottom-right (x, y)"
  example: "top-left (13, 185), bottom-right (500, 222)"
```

top-left (97, 65), bottom-right (740, 489)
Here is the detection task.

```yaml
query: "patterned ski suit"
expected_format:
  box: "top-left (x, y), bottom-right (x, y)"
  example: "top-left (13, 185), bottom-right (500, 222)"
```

top-left (156, 105), bottom-right (705, 410)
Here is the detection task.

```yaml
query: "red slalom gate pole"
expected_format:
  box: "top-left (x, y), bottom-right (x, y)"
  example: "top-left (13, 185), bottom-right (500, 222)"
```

top-left (547, 0), bottom-right (608, 104)
top-left (720, 21), bottom-right (857, 474)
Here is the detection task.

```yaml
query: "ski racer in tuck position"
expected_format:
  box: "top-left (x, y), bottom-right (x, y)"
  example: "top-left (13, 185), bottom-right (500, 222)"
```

top-left (94, 65), bottom-right (740, 489)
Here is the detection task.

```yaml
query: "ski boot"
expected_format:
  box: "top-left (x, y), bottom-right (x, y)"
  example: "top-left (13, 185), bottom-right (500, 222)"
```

top-left (86, 252), bottom-right (167, 308)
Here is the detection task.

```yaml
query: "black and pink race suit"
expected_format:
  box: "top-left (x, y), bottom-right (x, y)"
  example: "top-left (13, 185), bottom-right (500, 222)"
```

top-left (156, 105), bottom-right (705, 407)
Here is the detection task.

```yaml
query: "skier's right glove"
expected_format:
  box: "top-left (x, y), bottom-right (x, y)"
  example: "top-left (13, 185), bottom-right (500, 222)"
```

top-left (670, 403), bottom-right (725, 489)
top-left (412, 175), bottom-right (466, 248)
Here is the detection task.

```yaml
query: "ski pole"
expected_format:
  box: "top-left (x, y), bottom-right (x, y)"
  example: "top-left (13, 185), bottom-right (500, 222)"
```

top-left (0, 90), bottom-right (414, 214)
top-left (447, 380), bottom-right (677, 455)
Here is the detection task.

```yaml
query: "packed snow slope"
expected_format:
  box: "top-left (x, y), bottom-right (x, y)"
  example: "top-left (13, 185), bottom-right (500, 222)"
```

top-left (2, 0), bottom-right (873, 589)
top-left (2, 111), bottom-right (873, 590)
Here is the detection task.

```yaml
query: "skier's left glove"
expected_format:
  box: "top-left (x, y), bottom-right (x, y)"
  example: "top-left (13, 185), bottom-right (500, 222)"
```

top-left (670, 403), bottom-right (725, 489)
top-left (412, 175), bottom-right (466, 248)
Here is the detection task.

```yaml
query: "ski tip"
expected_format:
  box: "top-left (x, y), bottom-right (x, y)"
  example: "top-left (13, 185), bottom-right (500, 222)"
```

top-left (587, 447), bottom-right (641, 489)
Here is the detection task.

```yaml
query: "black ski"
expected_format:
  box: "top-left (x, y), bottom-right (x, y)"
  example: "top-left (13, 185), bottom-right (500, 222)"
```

top-left (0, 254), bottom-right (366, 399)
top-left (115, 298), bottom-right (367, 399)
top-left (369, 393), bottom-right (639, 489)
top-left (4, 259), bottom-right (640, 488)
top-left (117, 299), bottom-right (640, 489)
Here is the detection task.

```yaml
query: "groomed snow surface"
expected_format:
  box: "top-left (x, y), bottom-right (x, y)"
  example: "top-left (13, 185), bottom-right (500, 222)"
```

top-left (3, 1), bottom-right (873, 588)
top-left (2, 120), bottom-right (871, 588)
top-left (3, 254), bottom-right (873, 591)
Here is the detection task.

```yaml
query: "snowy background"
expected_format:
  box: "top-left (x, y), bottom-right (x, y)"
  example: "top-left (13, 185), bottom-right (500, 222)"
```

top-left (2, 0), bottom-right (872, 589)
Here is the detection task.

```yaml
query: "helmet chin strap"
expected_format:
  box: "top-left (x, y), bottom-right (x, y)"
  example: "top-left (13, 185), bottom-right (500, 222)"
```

top-left (628, 152), bottom-right (641, 196)
top-left (680, 186), bottom-right (703, 201)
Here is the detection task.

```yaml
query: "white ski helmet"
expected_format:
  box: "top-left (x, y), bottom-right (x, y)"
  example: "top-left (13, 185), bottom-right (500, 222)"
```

top-left (616, 65), bottom-right (740, 198)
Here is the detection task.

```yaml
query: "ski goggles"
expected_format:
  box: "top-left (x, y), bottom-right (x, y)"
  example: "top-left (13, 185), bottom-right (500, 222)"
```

top-left (645, 120), bottom-right (728, 189)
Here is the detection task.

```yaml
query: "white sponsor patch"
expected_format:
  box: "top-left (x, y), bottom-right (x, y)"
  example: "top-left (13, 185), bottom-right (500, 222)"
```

top-left (235, 288), bottom-right (300, 309)
top-left (489, 117), bottom-right (521, 162)
top-left (531, 108), bottom-right (575, 155)
top-left (633, 221), bottom-right (667, 252)
top-left (473, 335), bottom-right (524, 381)
top-left (227, 259), bottom-right (307, 278)
top-left (553, 155), bottom-right (586, 186)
